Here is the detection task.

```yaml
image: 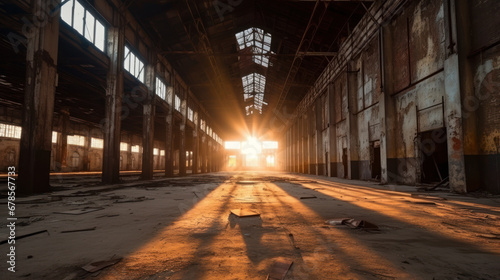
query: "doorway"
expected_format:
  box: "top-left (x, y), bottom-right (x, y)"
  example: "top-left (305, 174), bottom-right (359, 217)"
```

top-left (370, 141), bottom-right (381, 180)
top-left (419, 128), bottom-right (449, 183)
top-left (342, 148), bottom-right (348, 179)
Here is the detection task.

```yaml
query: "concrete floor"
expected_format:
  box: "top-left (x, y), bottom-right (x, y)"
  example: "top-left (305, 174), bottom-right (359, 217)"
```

top-left (1, 171), bottom-right (500, 279)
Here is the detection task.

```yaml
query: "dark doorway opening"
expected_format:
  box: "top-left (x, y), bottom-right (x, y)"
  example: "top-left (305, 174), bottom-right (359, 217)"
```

top-left (325, 152), bottom-right (328, 176)
top-left (420, 128), bottom-right (449, 183)
top-left (342, 148), bottom-right (348, 179)
top-left (370, 140), bottom-right (381, 180)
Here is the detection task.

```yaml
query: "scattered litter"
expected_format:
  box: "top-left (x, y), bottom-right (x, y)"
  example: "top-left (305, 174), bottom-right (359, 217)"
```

top-left (61, 227), bottom-right (96, 233)
top-left (411, 194), bottom-right (447, 201)
top-left (114, 196), bottom-right (153, 203)
top-left (65, 201), bottom-right (93, 206)
top-left (18, 216), bottom-right (45, 226)
top-left (81, 258), bottom-right (122, 273)
top-left (406, 200), bottom-right (436, 205)
top-left (193, 192), bottom-right (199, 198)
top-left (53, 191), bottom-right (98, 197)
top-left (54, 208), bottom-right (104, 215)
top-left (266, 258), bottom-right (293, 280)
top-left (300, 195), bottom-right (317, 199)
top-left (236, 181), bottom-right (257, 185)
top-left (476, 233), bottom-right (500, 240)
top-left (230, 209), bottom-right (261, 217)
top-left (287, 233), bottom-right (299, 250)
top-left (325, 218), bottom-right (379, 230)
top-left (2, 196), bottom-right (62, 204)
top-left (0, 230), bottom-right (49, 245)
top-left (96, 214), bottom-right (119, 218)
top-left (353, 268), bottom-right (395, 279)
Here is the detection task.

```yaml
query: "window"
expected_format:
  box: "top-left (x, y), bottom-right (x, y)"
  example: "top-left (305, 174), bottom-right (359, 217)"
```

top-left (91, 138), bottom-right (103, 149)
top-left (67, 135), bottom-right (85, 146)
top-left (188, 108), bottom-right (194, 122)
top-left (0, 123), bottom-right (21, 139)
top-left (235, 27), bottom-right (272, 67)
top-left (124, 46), bottom-right (145, 83)
top-left (174, 95), bottom-right (181, 111)
top-left (131, 145), bottom-right (140, 153)
top-left (160, 150), bottom-right (165, 156)
top-left (200, 119), bottom-right (206, 132)
top-left (60, 0), bottom-right (106, 52)
top-left (225, 141), bottom-right (241, 150)
top-left (156, 77), bottom-right (167, 100)
top-left (153, 148), bottom-right (159, 156)
top-left (52, 131), bottom-right (58, 144)
top-left (120, 142), bottom-right (128, 151)
top-left (262, 141), bottom-right (278, 149)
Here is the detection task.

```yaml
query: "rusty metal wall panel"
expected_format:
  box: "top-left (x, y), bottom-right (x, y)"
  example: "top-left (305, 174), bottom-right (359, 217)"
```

top-left (391, 10), bottom-right (411, 93)
top-left (470, 0), bottom-right (500, 51)
top-left (409, 0), bottom-right (445, 83)
top-left (363, 36), bottom-right (381, 107)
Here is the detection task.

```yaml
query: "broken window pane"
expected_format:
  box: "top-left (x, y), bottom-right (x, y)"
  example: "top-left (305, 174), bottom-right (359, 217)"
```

top-left (94, 20), bottom-right (106, 52)
top-left (61, 0), bottom-right (74, 25)
top-left (73, 0), bottom-right (85, 35)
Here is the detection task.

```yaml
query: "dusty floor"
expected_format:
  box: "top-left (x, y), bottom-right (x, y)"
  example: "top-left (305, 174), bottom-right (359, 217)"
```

top-left (1, 171), bottom-right (500, 280)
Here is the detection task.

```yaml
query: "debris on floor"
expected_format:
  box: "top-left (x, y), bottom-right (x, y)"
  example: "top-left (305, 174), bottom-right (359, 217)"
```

top-left (54, 207), bottom-right (104, 215)
top-left (114, 196), bottom-right (153, 203)
top-left (0, 230), bottom-right (49, 245)
top-left (300, 195), bottom-right (317, 199)
top-left (3, 196), bottom-right (62, 204)
top-left (236, 180), bottom-right (258, 185)
top-left (18, 216), bottom-right (45, 226)
top-left (81, 257), bottom-right (122, 273)
top-left (64, 200), bottom-right (94, 206)
top-left (230, 208), bottom-right (261, 217)
top-left (325, 218), bottom-right (379, 230)
top-left (266, 258), bottom-right (293, 280)
top-left (61, 227), bottom-right (97, 233)
top-left (411, 194), bottom-right (447, 200)
top-left (96, 214), bottom-right (120, 218)
top-left (406, 200), bottom-right (436, 205)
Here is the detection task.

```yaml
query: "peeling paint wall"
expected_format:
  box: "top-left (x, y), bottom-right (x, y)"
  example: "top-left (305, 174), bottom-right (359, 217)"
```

top-left (463, 0), bottom-right (500, 193)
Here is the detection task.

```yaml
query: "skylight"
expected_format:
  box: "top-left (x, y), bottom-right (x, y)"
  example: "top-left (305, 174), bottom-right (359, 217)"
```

top-left (235, 27), bottom-right (272, 67)
top-left (241, 73), bottom-right (268, 115)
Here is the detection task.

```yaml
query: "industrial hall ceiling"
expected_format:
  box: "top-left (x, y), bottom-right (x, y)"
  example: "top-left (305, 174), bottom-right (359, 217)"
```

top-left (0, 0), bottom-right (371, 140)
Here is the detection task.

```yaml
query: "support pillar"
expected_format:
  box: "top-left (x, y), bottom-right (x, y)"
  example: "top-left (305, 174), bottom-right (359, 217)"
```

top-left (380, 26), bottom-right (398, 184)
top-left (102, 25), bottom-right (124, 184)
top-left (328, 83), bottom-right (338, 177)
top-left (18, 0), bottom-right (60, 194)
top-left (126, 133), bottom-right (132, 170)
top-left (56, 108), bottom-right (69, 170)
top-left (201, 135), bottom-right (207, 173)
top-left (192, 121), bottom-right (199, 174)
top-left (165, 113), bottom-right (174, 177)
top-left (443, 0), bottom-right (467, 193)
top-left (141, 64), bottom-right (156, 180)
top-left (179, 99), bottom-right (187, 176)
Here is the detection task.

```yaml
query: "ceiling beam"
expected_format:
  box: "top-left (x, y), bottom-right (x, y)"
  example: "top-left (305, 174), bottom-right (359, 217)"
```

top-left (161, 51), bottom-right (338, 56)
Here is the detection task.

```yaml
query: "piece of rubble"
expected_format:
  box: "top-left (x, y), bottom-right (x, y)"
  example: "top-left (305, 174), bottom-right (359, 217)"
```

top-left (230, 209), bottom-right (260, 217)
top-left (81, 258), bottom-right (122, 273)
top-left (266, 258), bottom-right (293, 280)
